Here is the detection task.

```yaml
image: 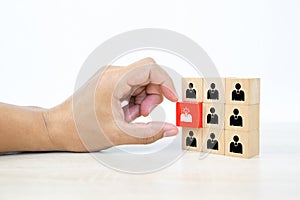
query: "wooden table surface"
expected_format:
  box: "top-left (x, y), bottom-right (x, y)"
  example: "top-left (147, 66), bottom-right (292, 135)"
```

top-left (0, 123), bottom-right (299, 200)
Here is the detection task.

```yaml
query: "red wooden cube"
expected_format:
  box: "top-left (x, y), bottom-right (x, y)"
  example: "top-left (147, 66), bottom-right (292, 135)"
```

top-left (176, 102), bottom-right (203, 128)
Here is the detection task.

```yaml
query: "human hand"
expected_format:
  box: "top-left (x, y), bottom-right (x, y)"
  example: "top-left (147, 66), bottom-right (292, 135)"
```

top-left (46, 58), bottom-right (179, 152)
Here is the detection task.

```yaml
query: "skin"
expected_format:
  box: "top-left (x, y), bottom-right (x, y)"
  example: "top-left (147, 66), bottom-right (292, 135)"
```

top-left (0, 58), bottom-right (179, 153)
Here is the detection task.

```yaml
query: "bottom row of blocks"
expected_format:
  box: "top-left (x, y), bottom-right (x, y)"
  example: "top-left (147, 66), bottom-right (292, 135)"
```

top-left (182, 128), bottom-right (259, 158)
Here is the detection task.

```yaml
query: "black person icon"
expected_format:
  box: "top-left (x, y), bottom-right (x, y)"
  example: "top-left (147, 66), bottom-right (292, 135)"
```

top-left (207, 132), bottom-right (219, 150)
top-left (230, 135), bottom-right (243, 154)
top-left (232, 83), bottom-right (245, 101)
top-left (230, 108), bottom-right (243, 127)
top-left (186, 130), bottom-right (197, 147)
top-left (207, 83), bottom-right (219, 100)
top-left (186, 82), bottom-right (196, 99)
top-left (207, 107), bottom-right (219, 124)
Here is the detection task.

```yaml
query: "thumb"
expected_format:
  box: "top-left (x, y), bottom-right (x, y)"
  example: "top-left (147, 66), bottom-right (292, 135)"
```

top-left (119, 121), bottom-right (178, 145)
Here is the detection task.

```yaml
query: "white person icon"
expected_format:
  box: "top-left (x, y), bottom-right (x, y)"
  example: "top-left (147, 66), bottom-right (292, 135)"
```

top-left (180, 107), bottom-right (193, 122)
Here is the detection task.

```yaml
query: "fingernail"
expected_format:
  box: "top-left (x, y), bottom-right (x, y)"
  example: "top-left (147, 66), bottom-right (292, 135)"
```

top-left (170, 91), bottom-right (179, 101)
top-left (173, 92), bottom-right (179, 99)
top-left (163, 129), bottom-right (178, 137)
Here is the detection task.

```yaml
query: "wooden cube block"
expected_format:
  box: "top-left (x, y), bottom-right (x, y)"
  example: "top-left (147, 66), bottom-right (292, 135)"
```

top-left (182, 128), bottom-right (203, 152)
top-left (225, 78), bottom-right (260, 105)
top-left (225, 104), bottom-right (259, 131)
top-left (203, 103), bottom-right (225, 129)
top-left (203, 78), bottom-right (225, 103)
top-left (202, 128), bottom-right (225, 155)
top-left (176, 102), bottom-right (202, 128)
top-left (182, 78), bottom-right (203, 102)
top-left (225, 130), bottom-right (259, 158)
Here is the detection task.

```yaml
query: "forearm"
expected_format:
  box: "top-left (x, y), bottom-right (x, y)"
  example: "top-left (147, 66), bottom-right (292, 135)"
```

top-left (0, 101), bottom-right (86, 153)
top-left (0, 103), bottom-right (55, 152)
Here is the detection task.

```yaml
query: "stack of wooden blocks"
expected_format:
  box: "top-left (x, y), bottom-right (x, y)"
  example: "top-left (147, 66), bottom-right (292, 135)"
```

top-left (176, 78), bottom-right (260, 158)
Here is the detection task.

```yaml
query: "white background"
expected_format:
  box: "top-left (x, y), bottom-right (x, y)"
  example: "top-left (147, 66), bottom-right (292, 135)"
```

top-left (0, 0), bottom-right (299, 124)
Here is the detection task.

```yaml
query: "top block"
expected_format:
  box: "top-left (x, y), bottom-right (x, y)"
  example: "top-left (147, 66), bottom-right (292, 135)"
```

top-left (225, 78), bottom-right (260, 105)
top-left (203, 78), bottom-right (225, 103)
top-left (182, 78), bottom-right (203, 102)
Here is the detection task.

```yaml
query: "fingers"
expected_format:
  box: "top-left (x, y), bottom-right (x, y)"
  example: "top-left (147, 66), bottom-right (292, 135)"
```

top-left (123, 93), bottom-right (163, 121)
top-left (122, 104), bottom-right (140, 122)
top-left (146, 83), bottom-right (161, 95)
top-left (125, 57), bottom-right (178, 102)
top-left (126, 84), bottom-right (164, 118)
top-left (140, 94), bottom-right (163, 116)
top-left (148, 65), bottom-right (178, 102)
top-left (120, 121), bottom-right (178, 145)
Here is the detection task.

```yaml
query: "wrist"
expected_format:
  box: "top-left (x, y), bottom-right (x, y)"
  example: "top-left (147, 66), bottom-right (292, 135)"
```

top-left (45, 98), bottom-right (87, 152)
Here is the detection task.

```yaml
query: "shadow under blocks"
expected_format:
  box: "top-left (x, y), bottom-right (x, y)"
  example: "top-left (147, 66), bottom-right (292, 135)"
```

top-left (176, 78), bottom-right (260, 158)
